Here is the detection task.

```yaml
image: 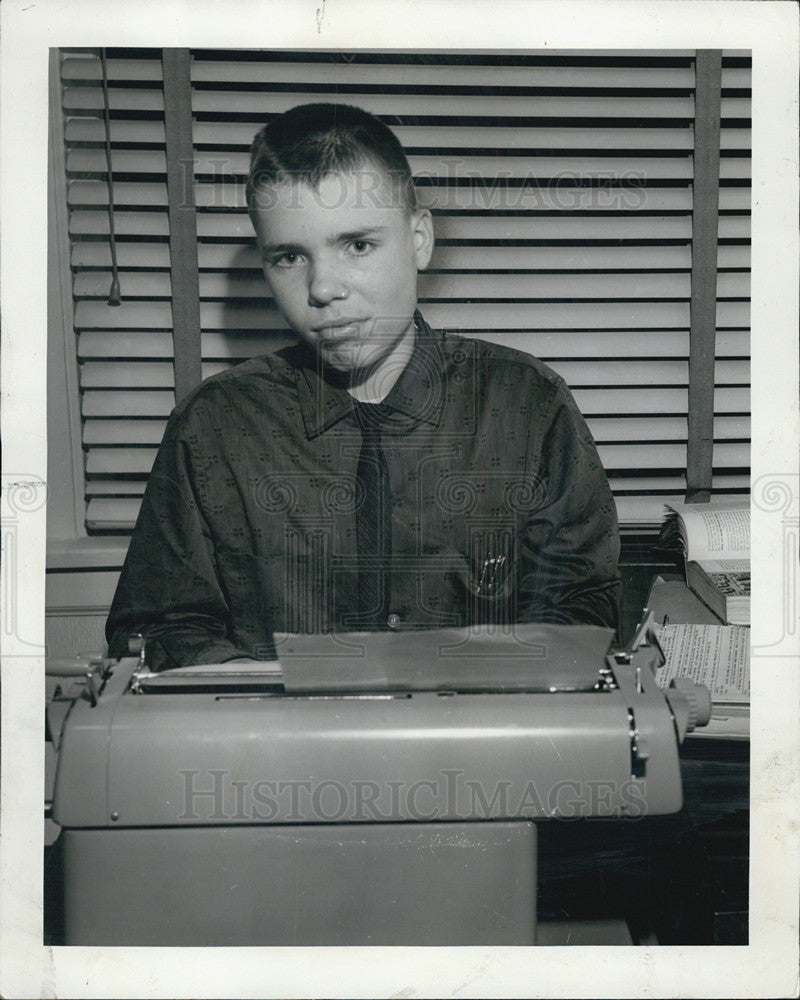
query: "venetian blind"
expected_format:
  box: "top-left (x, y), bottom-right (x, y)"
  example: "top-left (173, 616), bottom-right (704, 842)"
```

top-left (60, 48), bottom-right (751, 534)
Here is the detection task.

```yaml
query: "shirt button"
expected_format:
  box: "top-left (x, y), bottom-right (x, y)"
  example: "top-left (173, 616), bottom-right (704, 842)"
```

top-left (387, 613), bottom-right (401, 630)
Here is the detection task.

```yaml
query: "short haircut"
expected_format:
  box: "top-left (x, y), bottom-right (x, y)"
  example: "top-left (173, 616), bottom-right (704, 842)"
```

top-left (246, 103), bottom-right (417, 215)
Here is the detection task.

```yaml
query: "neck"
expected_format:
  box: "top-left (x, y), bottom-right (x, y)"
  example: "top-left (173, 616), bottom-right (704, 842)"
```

top-left (346, 322), bottom-right (417, 403)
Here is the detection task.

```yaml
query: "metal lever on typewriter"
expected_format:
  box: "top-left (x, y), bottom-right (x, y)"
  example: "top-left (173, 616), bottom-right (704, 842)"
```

top-left (127, 633), bottom-right (154, 693)
top-left (614, 608), bottom-right (712, 741)
top-left (45, 651), bottom-right (111, 707)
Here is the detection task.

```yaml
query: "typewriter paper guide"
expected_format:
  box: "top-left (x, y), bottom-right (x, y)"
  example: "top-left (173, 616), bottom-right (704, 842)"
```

top-left (274, 623), bottom-right (615, 693)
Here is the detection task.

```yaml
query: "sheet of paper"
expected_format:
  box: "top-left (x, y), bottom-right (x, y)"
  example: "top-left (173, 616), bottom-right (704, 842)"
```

top-left (276, 623), bottom-right (614, 693)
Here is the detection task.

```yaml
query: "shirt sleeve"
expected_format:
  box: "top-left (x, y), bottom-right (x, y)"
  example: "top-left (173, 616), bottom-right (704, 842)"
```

top-left (105, 409), bottom-right (252, 670)
top-left (517, 379), bottom-right (621, 633)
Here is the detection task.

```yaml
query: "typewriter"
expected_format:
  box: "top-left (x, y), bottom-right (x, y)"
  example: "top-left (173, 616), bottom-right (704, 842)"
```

top-left (47, 613), bottom-right (710, 946)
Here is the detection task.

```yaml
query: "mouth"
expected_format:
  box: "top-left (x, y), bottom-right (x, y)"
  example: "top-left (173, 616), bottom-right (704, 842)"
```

top-left (314, 320), bottom-right (364, 345)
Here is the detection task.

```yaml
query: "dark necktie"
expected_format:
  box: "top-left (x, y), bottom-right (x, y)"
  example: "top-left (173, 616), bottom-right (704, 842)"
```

top-left (354, 401), bottom-right (391, 628)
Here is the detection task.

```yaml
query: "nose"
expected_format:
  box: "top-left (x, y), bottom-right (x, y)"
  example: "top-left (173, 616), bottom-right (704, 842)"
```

top-left (307, 258), bottom-right (348, 307)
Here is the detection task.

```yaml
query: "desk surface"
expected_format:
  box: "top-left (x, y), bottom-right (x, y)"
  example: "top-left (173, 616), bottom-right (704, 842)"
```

top-left (650, 574), bottom-right (749, 942)
top-left (605, 566), bottom-right (749, 943)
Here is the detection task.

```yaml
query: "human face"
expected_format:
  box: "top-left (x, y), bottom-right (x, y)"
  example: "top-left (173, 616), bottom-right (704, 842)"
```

top-left (252, 167), bottom-right (433, 386)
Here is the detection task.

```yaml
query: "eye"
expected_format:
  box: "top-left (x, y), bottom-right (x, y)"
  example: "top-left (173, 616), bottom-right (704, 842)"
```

top-left (348, 239), bottom-right (375, 256)
top-left (269, 251), bottom-right (304, 268)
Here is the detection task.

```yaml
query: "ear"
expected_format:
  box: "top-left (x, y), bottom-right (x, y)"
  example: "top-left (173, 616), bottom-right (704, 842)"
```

top-left (410, 208), bottom-right (434, 270)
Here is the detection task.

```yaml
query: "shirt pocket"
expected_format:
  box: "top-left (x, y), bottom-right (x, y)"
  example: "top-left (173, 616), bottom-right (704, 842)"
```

top-left (464, 526), bottom-right (516, 598)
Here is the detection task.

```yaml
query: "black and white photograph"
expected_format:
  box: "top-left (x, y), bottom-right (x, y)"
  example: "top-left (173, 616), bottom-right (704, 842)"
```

top-left (1, 1), bottom-right (798, 997)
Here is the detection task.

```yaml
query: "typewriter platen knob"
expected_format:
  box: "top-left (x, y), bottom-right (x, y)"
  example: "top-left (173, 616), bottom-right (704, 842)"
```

top-left (665, 677), bottom-right (713, 740)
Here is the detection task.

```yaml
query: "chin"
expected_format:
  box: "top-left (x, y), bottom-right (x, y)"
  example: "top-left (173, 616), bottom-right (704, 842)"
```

top-left (323, 347), bottom-right (380, 374)
top-left (324, 359), bottom-right (356, 374)
top-left (318, 345), bottom-right (357, 367)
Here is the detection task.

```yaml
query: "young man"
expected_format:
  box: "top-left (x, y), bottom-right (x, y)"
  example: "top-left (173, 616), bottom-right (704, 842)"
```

top-left (106, 103), bottom-right (620, 669)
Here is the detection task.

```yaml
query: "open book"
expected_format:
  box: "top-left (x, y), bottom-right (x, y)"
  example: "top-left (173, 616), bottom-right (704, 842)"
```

top-left (660, 500), bottom-right (750, 625)
top-left (656, 623), bottom-right (750, 739)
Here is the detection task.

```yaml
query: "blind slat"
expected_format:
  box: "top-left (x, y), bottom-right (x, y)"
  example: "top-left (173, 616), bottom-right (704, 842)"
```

top-left (63, 87), bottom-right (165, 112)
top-left (69, 180), bottom-right (169, 207)
top-left (82, 414), bottom-right (749, 447)
top-left (86, 480), bottom-right (147, 495)
top-left (196, 271), bottom-right (748, 301)
top-left (194, 91), bottom-right (744, 117)
top-left (77, 330), bottom-right (751, 365)
top-left (66, 149), bottom-right (168, 174)
top-left (68, 146), bottom-right (747, 180)
top-left (76, 329), bottom-right (750, 361)
top-left (86, 448), bottom-right (159, 474)
top-left (62, 85), bottom-right (701, 117)
top-left (67, 209), bottom-right (749, 242)
top-left (192, 61), bottom-right (700, 88)
top-left (195, 150), bottom-right (698, 178)
top-left (86, 498), bottom-right (145, 531)
top-left (69, 211), bottom-right (169, 237)
top-left (189, 149), bottom-right (751, 180)
top-left (69, 56), bottom-right (702, 87)
top-left (79, 270), bottom-right (705, 300)
top-left (82, 443), bottom-right (686, 477)
top-left (81, 439), bottom-right (748, 479)
top-left (74, 269), bottom-right (750, 302)
top-left (81, 357), bottom-right (714, 388)
top-left (81, 362), bottom-right (175, 388)
top-left (70, 241), bottom-right (752, 271)
top-left (448, 330), bottom-right (750, 360)
top-left (198, 92), bottom-right (749, 118)
top-left (75, 272), bottom-right (172, 297)
top-left (82, 389), bottom-right (175, 417)
top-left (73, 298), bottom-right (749, 331)
top-left (192, 182), bottom-right (751, 213)
top-left (83, 488), bottom-right (750, 534)
top-left (599, 441), bottom-right (748, 469)
top-left (588, 415), bottom-right (749, 441)
top-left (62, 56), bottom-right (164, 81)
top-left (611, 473), bottom-right (749, 491)
top-left (65, 119), bottom-right (167, 143)
top-left (63, 51), bottom-right (750, 79)
top-left (75, 300), bottom-right (173, 328)
top-left (79, 384), bottom-right (750, 419)
top-left (192, 212), bottom-right (749, 240)
top-left (576, 385), bottom-right (747, 413)
top-left (64, 116), bottom-right (751, 154)
top-left (84, 419), bottom-right (168, 444)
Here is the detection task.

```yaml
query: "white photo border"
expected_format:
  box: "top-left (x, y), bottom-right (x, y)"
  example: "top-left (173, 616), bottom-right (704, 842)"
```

top-left (1, 1), bottom-right (798, 997)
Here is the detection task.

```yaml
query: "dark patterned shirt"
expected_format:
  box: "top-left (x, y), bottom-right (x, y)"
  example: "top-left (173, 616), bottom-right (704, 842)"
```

top-left (107, 315), bottom-right (620, 668)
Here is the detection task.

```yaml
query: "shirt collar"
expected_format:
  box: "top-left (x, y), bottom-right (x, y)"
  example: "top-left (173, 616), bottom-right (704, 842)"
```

top-left (287, 312), bottom-right (446, 439)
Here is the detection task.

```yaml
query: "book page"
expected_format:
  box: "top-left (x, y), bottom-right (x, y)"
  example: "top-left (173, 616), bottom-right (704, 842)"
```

top-left (656, 623), bottom-right (750, 702)
top-left (665, 501), bottom-right (751, 561)
top-left (704, 568), bottom-right (751, 596)
top-left (699, 558), bottom-right (750, 574)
